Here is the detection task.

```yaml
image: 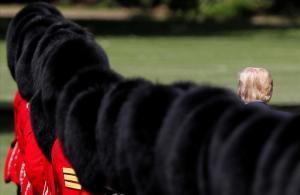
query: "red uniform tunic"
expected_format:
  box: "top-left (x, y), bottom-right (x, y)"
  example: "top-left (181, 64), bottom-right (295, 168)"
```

top-left (20, 162), bottom-right (34, 195)
top-left (20, 100), bottom-right (54, 195)
top-left (4, 139), bottom-right (21, 184)
top-left (41, 159), bottom-right (55, 195)
top-left (4, 91), bottom-right (24, 185)
top-left (5, 91), bottom-right (91, 195)
top-left (4, 91), bottom-right (53, 195)
top-left (23, 109), bottom-right (53, 195)
top-left (51, 139), bottom-right (90, 195)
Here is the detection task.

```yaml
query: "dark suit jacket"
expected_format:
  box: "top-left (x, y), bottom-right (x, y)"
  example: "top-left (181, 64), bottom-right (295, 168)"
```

top-left (246, 101), bottom-right (293, 117)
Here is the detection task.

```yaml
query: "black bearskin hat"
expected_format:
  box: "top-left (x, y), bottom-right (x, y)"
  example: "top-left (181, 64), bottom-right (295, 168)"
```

top-left (63, 69), bottom-right (122, 193)
top-left (95, 78), bottom-right (151, 192)
top-left (6, 2), bottom-right (62, 79)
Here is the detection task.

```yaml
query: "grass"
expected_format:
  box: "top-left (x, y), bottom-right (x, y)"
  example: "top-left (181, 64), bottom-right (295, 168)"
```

top-left (98, 30), bottom-right (300, 104)
top-left (2, 28), bottom-right (300, 193)
top-left (2, 30), bottom-right (300, 104)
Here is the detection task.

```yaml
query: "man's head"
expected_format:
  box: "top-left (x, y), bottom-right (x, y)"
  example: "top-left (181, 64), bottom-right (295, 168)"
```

top-left (238, 67), bottom-right (273, 103)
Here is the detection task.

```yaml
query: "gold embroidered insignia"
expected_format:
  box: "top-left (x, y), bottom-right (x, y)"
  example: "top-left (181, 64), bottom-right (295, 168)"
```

top-left (63, 168), bottom-right (82, 190)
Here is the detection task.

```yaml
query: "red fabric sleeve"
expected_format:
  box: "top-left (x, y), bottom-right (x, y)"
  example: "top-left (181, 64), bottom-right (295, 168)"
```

top-left (52, 139), bottom-right (91, 195)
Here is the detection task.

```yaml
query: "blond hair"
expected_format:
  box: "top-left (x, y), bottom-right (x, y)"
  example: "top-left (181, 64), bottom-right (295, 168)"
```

top-left (238, 67), bottom-right (273, 103)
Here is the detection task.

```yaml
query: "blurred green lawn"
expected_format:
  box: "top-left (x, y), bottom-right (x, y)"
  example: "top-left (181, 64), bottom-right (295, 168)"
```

top-left (2, 31), bottom-right (300, 104)
top-left (0, 29), bottom-right (300, 104)
top-left (2, 29), bottom-right (300, 193)
top-left (99, 32), bottom-right (300, 104)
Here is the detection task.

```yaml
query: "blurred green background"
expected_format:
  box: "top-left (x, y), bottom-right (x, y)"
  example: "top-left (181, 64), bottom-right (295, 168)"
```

top-left (2, 0), bottom-right (300, 194)
top-left (2, 33), bottom-right (300, 104)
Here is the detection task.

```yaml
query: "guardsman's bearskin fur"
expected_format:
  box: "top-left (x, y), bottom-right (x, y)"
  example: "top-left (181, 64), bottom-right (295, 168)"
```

top-left (6, 2), bottom-right (63, 79)
top-left (170, 81), bottom-right (197, 92)
top-left (116, 82), bottom-right (167, 195)
top-left (95, 78), bottom-right (151, 192)
top-left (29, 91), bottom-right (55, 161)
top-left (266, 116), bottom-right (300, 195)
top-left (30, 25), bottom-right (109, 160)
top-left (154, 86), bottom-right (237, 194)
top-left (249, 116), bottom-right (300, 195)
top-left (209, 110), bottom-right (291, 195)
top-left (56, 67), bottom-right (112, 147)
top-left (63, 69), bottom-right (122, 193)
top-left (165, 93), bottom-right (241, 195)
top-left (15, 16), bottom-right (60, 101)
top-left (31, 20), bottom-right (93, 93)
top-left (207, 104), bottom-right (260, 194)
top-left (8, 3), bottom-right (300, 195)
top-left (118, 84), bottom-right (180, 195)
